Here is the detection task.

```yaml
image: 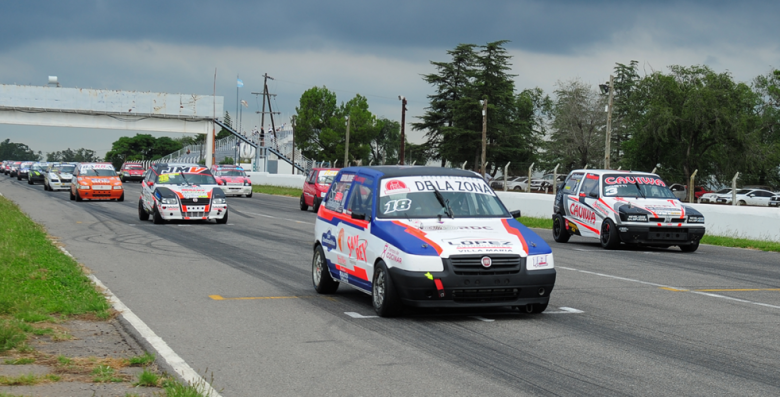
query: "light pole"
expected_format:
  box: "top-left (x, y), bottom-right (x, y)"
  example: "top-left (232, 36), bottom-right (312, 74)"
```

top-left (344, 114), bottom-right (351, 168)
top-left (481, 98), bottom-right (487, 179)
top-left (398, 95), bottom-right (407, 165)
top-left (599, 75), bottom-right (614, 169)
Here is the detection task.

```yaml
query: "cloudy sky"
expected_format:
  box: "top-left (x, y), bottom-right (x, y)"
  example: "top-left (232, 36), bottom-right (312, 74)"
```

top-left (1, 0), bottom-right (778, 158)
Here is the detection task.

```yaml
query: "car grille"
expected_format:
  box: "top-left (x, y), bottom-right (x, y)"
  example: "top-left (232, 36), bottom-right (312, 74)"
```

top-left (452, 288), bottom-right (520, 303)
top-left (649, 217), bottom-right (685, 223)
top-left (648, 228), bottom-right (689, 241)
top-left (180, 198), bottom-right (209, 205)
top-left (60, 178), bottom-right (72, 183)
top-left (446, 254), bottom-right (523, 276)
top-left (183, 212), bottom-right (207, 218)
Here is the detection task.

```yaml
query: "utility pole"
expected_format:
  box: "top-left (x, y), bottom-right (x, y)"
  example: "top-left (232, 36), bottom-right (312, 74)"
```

top-left (291, 115), bottom-right (296, 174)
top-left (399, 96), bottom-right (407, 165)
top-left (605, 74), bottom-right (614, 169)
top-left (253, 73), bottom-right (279, 148)
top-left (481, 98), bottom-right (487, 179)
top-left (344, 115), bottom-right (351, 168)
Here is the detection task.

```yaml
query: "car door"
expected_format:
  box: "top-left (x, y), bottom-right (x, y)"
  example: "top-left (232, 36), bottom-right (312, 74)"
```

top-left (570, 173), bottom-right (602, 237)
top-left (141, 169), bottom-right (156, 210)
top-left (343, 173), bottom-right (375, 292)
top-left (303, 170), bottom-right (315, 205)
top-left (752, 190), bottom-right (772, 206)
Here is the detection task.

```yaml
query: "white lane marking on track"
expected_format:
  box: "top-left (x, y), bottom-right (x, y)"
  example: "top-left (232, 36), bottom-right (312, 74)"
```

top-left (470, 316), bottom-right (495, 322)
top-left (247, 212), bottom-right (314, 225)
top-left (58, 247), bottom-right (221, 397)
top-left (559, 266), bottom-right (780, 311)
top-left (543, 307), bottom-right (585, 314)
top-left (178, 224), bottom-right (191, 227)
top-left (345, 312), bottom-right (379, 319)
top-left (572, 248), bottom-right (602, 252)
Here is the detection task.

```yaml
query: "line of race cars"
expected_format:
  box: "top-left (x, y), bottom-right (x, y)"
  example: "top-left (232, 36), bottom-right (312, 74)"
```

top-left (1, 160), bottom-right (253, 225)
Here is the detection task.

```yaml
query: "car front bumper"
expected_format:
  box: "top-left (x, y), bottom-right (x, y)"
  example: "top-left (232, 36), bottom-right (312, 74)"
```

top-left (49, 181), bottom-right (72, 190)
top-left (388, 264), bottom-right (556, 308)
top-left (218, 185), bottom-right (252, 196)
top-left (76, 188), bottom-right (123, 200)
top-left (157, 203), bottom-right (228, 221)
top-left (617, 225), bottom-right (705, 246)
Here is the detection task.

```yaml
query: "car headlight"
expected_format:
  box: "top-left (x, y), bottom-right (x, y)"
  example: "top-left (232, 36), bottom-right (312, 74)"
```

top-left (123, 172), bottom-right (130, 176)
top-left (161, 197), bottom-right (178, 204)
top-left (213, 198), bottom-right (226, 204)
top-left (244, 181), bottom-right (251, 186)
top-left (688, 216), bottom-right (705, 223)
top-left (79, 185), bottom-right (90, 190)
top-left (113, 186), bottom-right (123, 190)
top-left (626, 215), bottom-right (648, 222)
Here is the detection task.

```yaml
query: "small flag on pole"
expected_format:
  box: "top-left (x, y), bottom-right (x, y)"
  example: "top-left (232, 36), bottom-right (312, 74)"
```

top-left (240, 99), bottom-right (249, 108)
top-left (237, 78), bottom-right (244, 88)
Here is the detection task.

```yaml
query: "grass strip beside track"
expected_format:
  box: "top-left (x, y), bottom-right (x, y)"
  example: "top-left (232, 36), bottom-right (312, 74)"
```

top-left (514, 215), bottom-right (780, 253)
top-left (0, 196), bottom-right (111, 328)
top-left (251, 185), bottom-right (302, 197)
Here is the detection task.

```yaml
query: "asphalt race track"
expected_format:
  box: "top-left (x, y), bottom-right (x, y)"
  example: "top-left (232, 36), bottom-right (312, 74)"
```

top-left (2, 176), bottom-right (780, 397)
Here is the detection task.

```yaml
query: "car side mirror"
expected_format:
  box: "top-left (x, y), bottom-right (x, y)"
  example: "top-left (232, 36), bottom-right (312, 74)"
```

top-left (748, 194), bottom-right (755, 197)
top-left (351, 211), bottom-right (366, 220)
top-left (510, 210), bottom-right (521, 218)
top-left (589, 192), bottom-right (598, 198)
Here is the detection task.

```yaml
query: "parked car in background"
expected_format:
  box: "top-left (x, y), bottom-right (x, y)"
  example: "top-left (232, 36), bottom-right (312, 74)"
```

top-left (699, 188), bottom-right (730, 203)
top-left (530, 174), bottom-right (566, 191)
top-left (491, 176), bottom-right (528, 191)
top-left (668, 184), bottom-right (711, 201)
top-left (119, 162), bottom-right (146, 182)
top-left (301, 168), bottom-right (339, 212)
top-left (715, 189), bottom-right (776, 206)
top-left (769, 194), bottom-right (780, 207)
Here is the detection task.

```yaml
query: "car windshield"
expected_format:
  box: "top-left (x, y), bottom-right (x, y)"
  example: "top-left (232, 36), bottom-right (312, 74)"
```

top-left (157, 173), bottom-right (217, 185)
top-left (377, 176), bottom-right (508, 218)
top-left (217, 170), bottom-right (245, 177)
top-left (124, 164), bottom-right (144, 170)
top-left (31, 165), bottom-right (45, 171)
top-left (715, 189), bottom-right (731, 194)
top-left (736, 189), bottom-right (751, 195)
top-left (318, 173), bottom-right (336, 184)
top-left (602, 174), bottom-right (677, 199)
top-left (82, 169), bottom-right (116, 176)
top-left (53, 165), bottom-right (75, 173)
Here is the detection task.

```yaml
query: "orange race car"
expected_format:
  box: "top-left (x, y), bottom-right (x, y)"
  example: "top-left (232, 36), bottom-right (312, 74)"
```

top-left (70, 162), bottom-right (125, 201)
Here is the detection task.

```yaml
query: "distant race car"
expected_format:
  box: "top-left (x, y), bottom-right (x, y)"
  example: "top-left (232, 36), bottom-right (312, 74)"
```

top-left (212, 165), bottom-right (253, 197)
top-left (301, 168), bottom-right (338, 212)
top-left (138, 163), bottom-right (228, 224)
top-left (8, 161), bottom-right (22, 177)
top-left (44, 163), bottom-right (77, 191)
top-left (119, 162), bottom-right (146, 182)
top-left (27, 162), bottom-right (49, 185)
top-left (552, 169), bottom-right (706, 252)
top-left (70, 162), bottom-right (124, 201)
top-left (312, 166), bottom-right (555, 317)
top-left (16, 162), bottom-right (34, 181)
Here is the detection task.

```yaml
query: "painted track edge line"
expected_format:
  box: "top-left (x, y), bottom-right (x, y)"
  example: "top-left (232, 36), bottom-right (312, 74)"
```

top-left (88, 274), bottom-right (222, 397)
top-left (57, 245), bottom-right (220, 397)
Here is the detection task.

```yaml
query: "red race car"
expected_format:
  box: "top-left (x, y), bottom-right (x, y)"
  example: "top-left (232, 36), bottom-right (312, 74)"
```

top-left (300, 168), bottom-right (338, 212)
top-left (212, 165), bottom-right (253, 197)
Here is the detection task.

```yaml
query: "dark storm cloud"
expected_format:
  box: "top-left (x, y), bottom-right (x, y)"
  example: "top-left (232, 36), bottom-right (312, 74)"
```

top-left (4, 0), bottom-right (776, 56)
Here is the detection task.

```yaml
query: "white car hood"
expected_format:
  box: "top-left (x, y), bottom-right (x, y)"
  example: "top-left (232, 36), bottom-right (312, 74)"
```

top-left (392, 218), bottom-right (530, 258)
top-left (603, 196), bottom-right (686, 217)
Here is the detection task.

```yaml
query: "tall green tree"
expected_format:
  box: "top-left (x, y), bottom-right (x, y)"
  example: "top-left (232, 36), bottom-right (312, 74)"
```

top-left (104, 134), bottom-right (183, 168)
top-left (217, 111), bottom-right (233, 139)
top-left (622, 65), bottom-right (762, 184)
top-left (544, 79), bottom-right (607, 171)
top-left (294, 86), bottom-right (338, 161)
top-left (370, 118), bottom-right (401, 165)
top-left (0, 139), bottom-right (41, 161)
top-left (610, 60), bottom-right (641, 168)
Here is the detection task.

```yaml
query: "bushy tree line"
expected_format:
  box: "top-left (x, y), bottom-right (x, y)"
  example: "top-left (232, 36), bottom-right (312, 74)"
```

top-left (293, 87), bottom-right (401, 165)
top-left (104, 134), bottom-right (184, 168)
top-left (0, 139), bottom-right (41, 161)
top-left (47, 148), bottom-right (101, 162)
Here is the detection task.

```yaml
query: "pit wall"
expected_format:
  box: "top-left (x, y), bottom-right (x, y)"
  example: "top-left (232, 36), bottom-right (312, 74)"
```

top-left (496, 192), bottom-right (780, 242)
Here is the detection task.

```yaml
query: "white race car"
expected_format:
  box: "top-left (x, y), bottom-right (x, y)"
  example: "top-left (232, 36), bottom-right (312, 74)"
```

top-left (552, 170), bottom-right (706, 252)
top-left (44, 162), bottom-right (77, 191)
top-left (138, 163), bottom-right (228, 224)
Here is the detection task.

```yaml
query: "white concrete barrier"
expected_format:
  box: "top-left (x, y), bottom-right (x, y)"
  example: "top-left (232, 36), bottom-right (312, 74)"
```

top-left (496, 191), bottom-right (780, 242)
top-left (246, 172), bottom-right (305, 189)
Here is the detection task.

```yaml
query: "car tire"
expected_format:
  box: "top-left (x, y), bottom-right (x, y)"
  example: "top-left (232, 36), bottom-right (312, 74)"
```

top-left (246, 191), bottom-right (253, 198)
top-left (299, 194), bottom-right (308, 211)
top-left (152, 207), bottom-right (165, 224)
top-left (138, 200), bottom-right (149, 221)
top-left (120, 175), bottom-right (125, 183)
top-left (69, 188), bottom-right (75, 201)
top-left (680, 241), bottom-right (700, 253)
top-left (312, 245), bottom-right (339, 294)
top-left (513, 186), bottom-right (522, 191)
top-left (216, 209), bottom-right (228, 224)
top-left (117, 192), bottom-right (124, 202)
top-left (600, 219), bottom-right (620, 250)
top-left (552, 214), bottom-right (571, 243)
top-left (738, 200), bottom-right (746, 206)
top-left (75, 190), bottom-right (83, 201)
top-left (17, 175), bottom-right (21, 181)
top-left (27, 177), bottom-right (33, 185)
top-left (44, 182), bottom-right (50, 191)
top-left (313, 197), bottom-right (321, 213)
top-left (520, 302), bottom-right (548, 314)
top-left (372, 260), bottom-right (402, 317)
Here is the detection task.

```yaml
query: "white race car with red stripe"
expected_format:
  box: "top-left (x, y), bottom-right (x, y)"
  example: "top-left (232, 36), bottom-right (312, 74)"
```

top-left (312, 166), bottom-right (556, 317)
top-left (552, 170), bottom-right (706, 252)
top-left (138, 163), bottom-right (228, 224)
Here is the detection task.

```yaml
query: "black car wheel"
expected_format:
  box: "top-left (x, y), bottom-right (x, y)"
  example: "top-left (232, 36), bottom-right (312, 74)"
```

top-left (680, 241), bottom-right (700, 253)
top-left (75, 190), bottom-right (83, 201)
top-left (216, 209), bottom-right (228, 224)
top-left (600, 219), bottom-right (620, 250)
top-left (299, 194), bottom-right (309, 211)
top-left (69, 188), bottom-right (75, 201)
top-left (152, 207), bottom-right (165, 224)
top-left (312, 245), bottom-right (339, 294)
top-left (313, 197), bottom-right (321, 213)
top-left (117, 192), bottom-right (124, 202)
top-left (552, 214), bottom-right (571, 243)
top-left (138, 200), bottom-right (149, 221)
top-left (372, 261), bottom-right (402, 317)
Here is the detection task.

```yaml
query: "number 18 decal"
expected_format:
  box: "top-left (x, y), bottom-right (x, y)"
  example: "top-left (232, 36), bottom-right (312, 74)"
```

top-left (384, 199), bottom-right (412, 214)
